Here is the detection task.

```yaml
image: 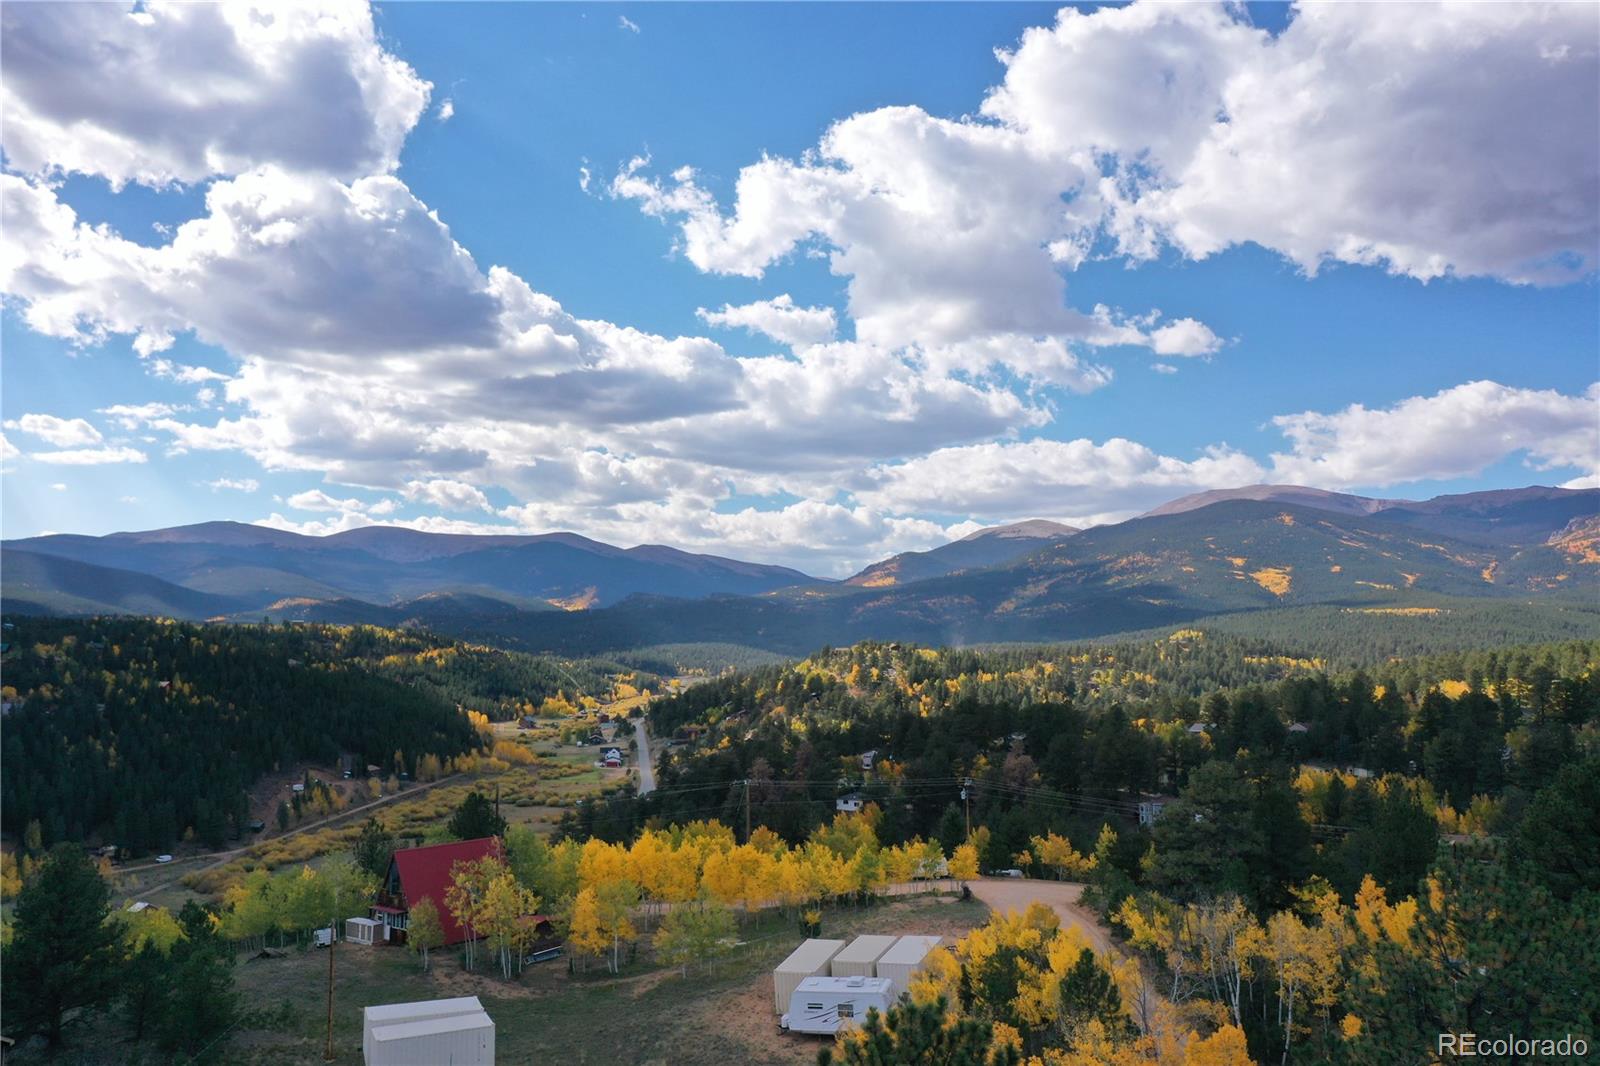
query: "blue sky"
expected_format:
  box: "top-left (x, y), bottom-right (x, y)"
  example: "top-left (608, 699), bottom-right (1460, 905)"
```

top-left (2, 2), bottom-right (1596, 574)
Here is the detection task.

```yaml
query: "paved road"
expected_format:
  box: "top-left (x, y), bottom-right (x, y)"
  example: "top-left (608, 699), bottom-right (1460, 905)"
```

top-left (634, 718), bottom-right (657, 795)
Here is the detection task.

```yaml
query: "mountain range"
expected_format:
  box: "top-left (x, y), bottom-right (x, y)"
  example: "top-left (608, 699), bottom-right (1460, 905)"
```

top-left (4, 484), bottom-right (1595, 654)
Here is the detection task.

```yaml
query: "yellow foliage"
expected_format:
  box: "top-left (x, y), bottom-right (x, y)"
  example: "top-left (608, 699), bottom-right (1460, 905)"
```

top-left (1249, 567), bottom-right (1292, 596)
top-left (1183, 1025), bottom-right (1252, 1066)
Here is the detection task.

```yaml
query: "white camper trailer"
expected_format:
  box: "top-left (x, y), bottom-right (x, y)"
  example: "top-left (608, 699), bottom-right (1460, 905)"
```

top-left (780, 976), bottom-right (894, 1036)
top-left (829, 934), bottom-right (899, 978)
top-left (362, 997), bottom-right (488, 1064)
top-left (772, 938), bottom-right (846, 1014)
top-left (876, 935), bottom-right (943, 994)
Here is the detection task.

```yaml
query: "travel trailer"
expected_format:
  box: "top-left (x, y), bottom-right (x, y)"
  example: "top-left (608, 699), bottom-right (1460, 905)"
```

top-left (780, 976), bottom-right (894, 1036)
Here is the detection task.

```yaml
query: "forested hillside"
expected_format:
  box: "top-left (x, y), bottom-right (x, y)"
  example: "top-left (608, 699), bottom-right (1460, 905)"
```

top-left (625, 635), bottom-right (1599, 864)
top-left (0, 618), bottom-right (649, 855)
top-left (596, 634), bottom-right (1600, 1063)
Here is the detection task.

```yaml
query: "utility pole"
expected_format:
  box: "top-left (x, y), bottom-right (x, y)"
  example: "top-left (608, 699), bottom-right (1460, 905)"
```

top-left (323, 912), bottom-right (336, 1061)
top-left (962, 778), bottom-right (972, 840)
top-left (743, 778), bottom-right (752, 844)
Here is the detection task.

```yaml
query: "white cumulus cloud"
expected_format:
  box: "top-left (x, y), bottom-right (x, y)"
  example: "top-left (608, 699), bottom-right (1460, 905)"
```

top-left (31, 446), bottom-right (147, 465)
top-left (404, 478), bottom-right (492, 512)
top-left (0, 0), bottom-right (430, 187)
top-left (697, 295), bottom-right (837, 348)
top-left (1269, 380), bottom-right (1600, 489)
top-left (4, 413), bottom-right (102, 447)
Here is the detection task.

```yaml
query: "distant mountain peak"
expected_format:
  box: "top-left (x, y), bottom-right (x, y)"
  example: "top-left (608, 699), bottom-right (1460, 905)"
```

top-left (846, 519), bottom-right (1078, 587)
top-left (959, 519), bottom-right (1081, 542)
top-left (1143, 485), bottom-right (1393, 519)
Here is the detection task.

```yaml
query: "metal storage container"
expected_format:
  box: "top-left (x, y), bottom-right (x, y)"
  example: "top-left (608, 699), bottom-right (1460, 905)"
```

top-left (362, 996), bottom-right (486, 1063)
top-left (772, 938), bottom-right (846, 1014)
top-left (366, 1011), bottom-right (494, 1066)
top-left (875, 935), bottom-right (943, 994)
top-left (829, 934), bottom-right (899, 978)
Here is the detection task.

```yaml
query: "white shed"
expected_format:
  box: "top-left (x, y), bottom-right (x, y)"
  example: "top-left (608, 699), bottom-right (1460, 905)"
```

top-left (363, 997), bottom-right (486, 1064)
top-left (772, 938), bottom-right (845, 1014)
top-left (367, 1012), bottom-right (494, 1066)
top-left (830, 935), bottom-right (899, 978)
top-left (345, 917), bottom-right (381, 945)
top-left (876, 935), bottom-right (943, 993)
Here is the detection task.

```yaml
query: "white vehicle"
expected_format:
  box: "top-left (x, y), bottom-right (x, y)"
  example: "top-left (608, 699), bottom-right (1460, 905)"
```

top-left (780, 976), bottom-right (894, 1036)
top-left (155, 854), bottom-right (174, 864)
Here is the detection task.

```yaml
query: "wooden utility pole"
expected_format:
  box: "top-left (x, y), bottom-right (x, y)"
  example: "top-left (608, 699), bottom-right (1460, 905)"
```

top-left (962, 778), bottom-right (972, 840)
top-left (323, 914), bottom-right (336, 1061)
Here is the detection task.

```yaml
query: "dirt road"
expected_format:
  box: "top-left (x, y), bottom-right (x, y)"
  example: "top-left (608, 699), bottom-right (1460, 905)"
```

top-left (965, 877), bottom-right (1116, 957)
top-left (122, 772), bottom-right (466, 901)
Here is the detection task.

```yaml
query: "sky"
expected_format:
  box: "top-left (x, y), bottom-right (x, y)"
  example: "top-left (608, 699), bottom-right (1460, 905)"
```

top-left (1, 1), bottom-right (1597, 577)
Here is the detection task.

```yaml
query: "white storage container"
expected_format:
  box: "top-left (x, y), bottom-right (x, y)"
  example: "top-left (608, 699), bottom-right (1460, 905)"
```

top-left (772, 938), bottom-right (845, 1014)
top-left (363, 997), bottom-right (486, 1063)
top-left (829, 934), bottom-right (899, 978)
top-left (367, 1011), bottom-right (494, 1066)
top-left (875, 935), bottom-right (943, 994)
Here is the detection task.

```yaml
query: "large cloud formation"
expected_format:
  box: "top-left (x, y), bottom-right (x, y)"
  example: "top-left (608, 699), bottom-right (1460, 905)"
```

top-left (2, 1), bottom-right (1596, 573)
top-left (623, 2), bottom-right (1599, 291)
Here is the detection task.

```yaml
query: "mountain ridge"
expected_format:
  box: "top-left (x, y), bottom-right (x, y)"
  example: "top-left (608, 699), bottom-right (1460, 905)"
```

top-left (4, 485), bottom-right (1594, 654)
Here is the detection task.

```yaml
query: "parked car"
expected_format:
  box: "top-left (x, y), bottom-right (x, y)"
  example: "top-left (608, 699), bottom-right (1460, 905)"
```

top-left (155, 854), bottom-right (174, 864)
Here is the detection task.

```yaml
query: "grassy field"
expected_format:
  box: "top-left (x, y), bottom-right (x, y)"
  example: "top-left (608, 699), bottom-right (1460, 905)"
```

top-left (223, 892), bottom-right (987, 1066)
top-left (105, 718), bottom-right (634, 912)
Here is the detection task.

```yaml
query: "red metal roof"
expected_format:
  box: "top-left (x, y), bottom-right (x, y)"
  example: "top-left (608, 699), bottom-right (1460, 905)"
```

top-left (389, 837), bottom-right (501, 945)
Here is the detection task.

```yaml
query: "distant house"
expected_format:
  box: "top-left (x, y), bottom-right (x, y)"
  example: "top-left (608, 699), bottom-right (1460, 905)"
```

top-left (600, 748), bottom-right (623, 768)
top-left (372, 837), bottom-right (502, 945)
top-left (859, 750), bottom-right (877, 770)
top-left (836, 792), bottom-right (865, 814)
top-left (1288, 722), bottom-right (1310, 735)
top-left (1186, 722), bottom-right (1210, 736)
top-left (1137, 794), bottom-right (1178, 827)
top-left (518, 714), bottom-right (538, 730)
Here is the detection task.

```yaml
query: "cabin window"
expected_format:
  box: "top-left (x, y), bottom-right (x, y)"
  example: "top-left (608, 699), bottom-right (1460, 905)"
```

top-left (838, 1003), bottom-right (854, 1018)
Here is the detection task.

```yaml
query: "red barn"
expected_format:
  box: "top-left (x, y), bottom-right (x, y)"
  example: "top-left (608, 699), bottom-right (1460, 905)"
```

top-left (372, 837), bottom-right (501, 945)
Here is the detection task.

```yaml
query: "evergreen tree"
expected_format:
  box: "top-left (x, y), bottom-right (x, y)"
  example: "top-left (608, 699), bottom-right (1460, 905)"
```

top-left (120, 941), bottom-right (168, 1043)
top-left (353, 817), bottom-right (398, 881)
top-left (157, 901), bottom-right (241, 1058)
top-left (1511, 755), bottom-right (1600, 900)
top-left (1, 844), bottom-right (124, 1046)
top-left (817, 996), bottom-right (1021, 1066)
top-left (448, 791), bottom-right (507, 840)
top-left (1342, 847), bottom-right (1600, 1066)
top-left (1057, 947), bottom-right (1133, 1040)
